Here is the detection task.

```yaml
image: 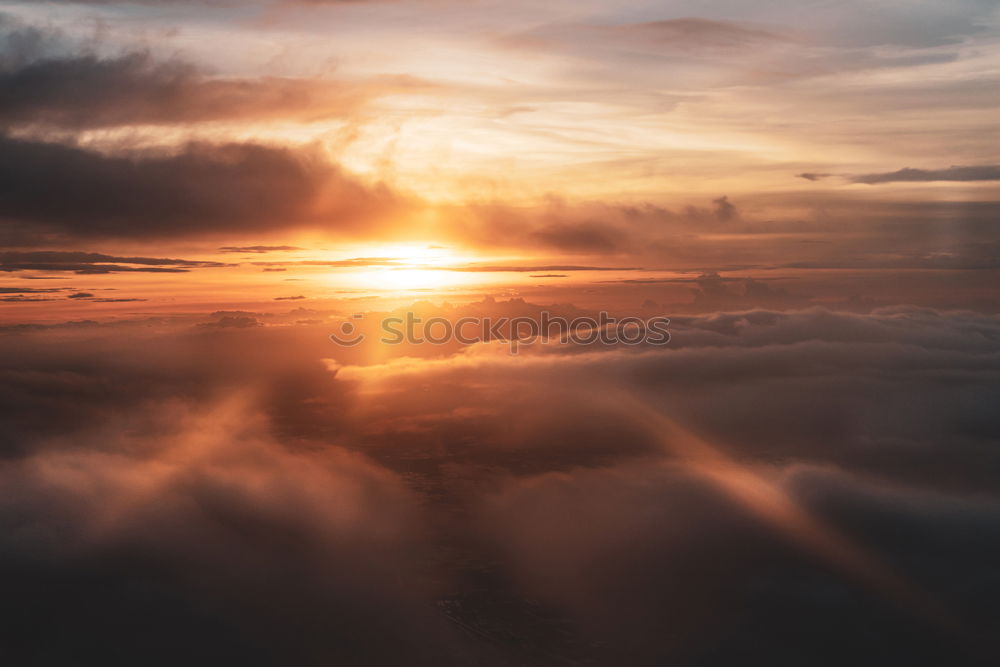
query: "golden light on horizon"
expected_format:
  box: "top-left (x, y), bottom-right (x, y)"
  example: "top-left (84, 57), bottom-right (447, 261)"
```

top-left (325, 243), bottom-right (485, 293)
top-left (360, 266), bottom-right (468, 292)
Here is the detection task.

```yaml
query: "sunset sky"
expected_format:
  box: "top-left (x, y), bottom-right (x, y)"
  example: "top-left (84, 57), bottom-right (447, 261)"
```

top-left (1, 1), bottom-right (999, 665)
top-left (0, 0), bottom-right (998, 317)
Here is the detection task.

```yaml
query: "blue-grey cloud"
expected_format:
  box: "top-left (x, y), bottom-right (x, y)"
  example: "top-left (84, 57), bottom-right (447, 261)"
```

top-left (853, 165), bottom-right (1000, 184)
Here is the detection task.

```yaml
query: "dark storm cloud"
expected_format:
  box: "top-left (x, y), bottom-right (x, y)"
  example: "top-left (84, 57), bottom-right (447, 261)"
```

top-left (853, 165), bottom-right (1000, 184)
top-left (0, 49), bottom-right (428, 129)
top-left (0, 52), bottom-right (252, 127)
top-left (0, 8), bottom-right (403, 238)
top-left (0, 134), bottom-right (396, 239)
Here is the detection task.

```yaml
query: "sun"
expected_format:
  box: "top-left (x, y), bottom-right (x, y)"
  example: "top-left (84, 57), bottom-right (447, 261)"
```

top-left (329, 244), bottom-right (478, 293)
top-left (365, 267), bottom-right (455, 291)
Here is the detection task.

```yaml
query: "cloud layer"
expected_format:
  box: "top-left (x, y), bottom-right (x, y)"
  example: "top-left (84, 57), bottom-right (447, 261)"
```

top-left (1, 305), bottom-right (998, 664)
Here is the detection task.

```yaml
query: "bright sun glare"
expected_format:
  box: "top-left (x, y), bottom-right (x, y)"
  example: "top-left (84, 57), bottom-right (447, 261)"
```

top-left (334, 244), bottom-right (476, 292)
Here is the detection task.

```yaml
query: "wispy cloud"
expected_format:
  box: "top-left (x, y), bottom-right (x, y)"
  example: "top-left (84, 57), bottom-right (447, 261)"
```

top-left (852, 165), bottom-right (1000, 184)
top-left (0, 251), bottom-right (231, 274)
